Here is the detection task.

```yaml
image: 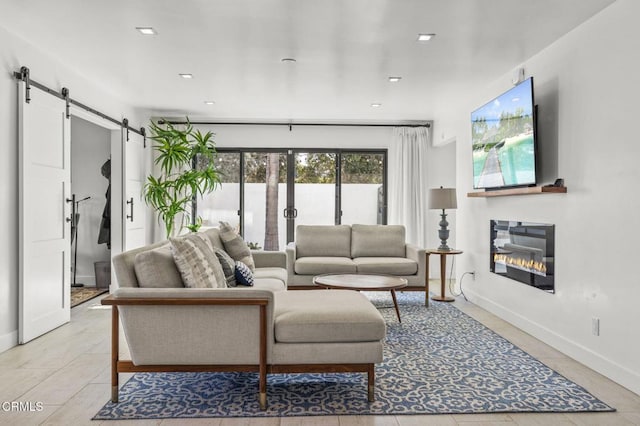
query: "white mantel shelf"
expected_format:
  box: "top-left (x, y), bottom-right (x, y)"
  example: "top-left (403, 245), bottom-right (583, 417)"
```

top-left (467, 186), bottom-right (568, 198)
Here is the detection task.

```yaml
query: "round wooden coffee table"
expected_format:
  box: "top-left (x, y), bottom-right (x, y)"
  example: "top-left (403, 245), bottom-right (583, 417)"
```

top-left (313, 274), bottom-right (408, 322)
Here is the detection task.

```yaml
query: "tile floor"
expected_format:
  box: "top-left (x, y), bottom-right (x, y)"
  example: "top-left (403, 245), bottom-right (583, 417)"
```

top-left (1, 288), bottom-right (639, 426)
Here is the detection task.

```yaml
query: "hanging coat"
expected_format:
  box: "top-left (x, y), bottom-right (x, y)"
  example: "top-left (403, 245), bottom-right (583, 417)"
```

top-left (98, 159), bottom-right (111, 248)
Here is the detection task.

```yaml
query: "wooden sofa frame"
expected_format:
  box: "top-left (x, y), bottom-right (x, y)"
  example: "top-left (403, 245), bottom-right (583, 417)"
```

top-left (101, 295), bottom-right (375, 410)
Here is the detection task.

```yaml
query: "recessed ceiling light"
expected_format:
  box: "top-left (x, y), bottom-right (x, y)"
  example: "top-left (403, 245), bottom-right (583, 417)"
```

top-left (417, 33), bottom-right (435, 41)
top-left (371, 103), bottom-right (382, 108)
top-left (136, 27), bottom-right (157, 35)
top-left (179, 73), bottom-right (193, 79)
top-left (204, 101), bottom-right (215, 105)
top-left (388, 76), bottom-right (402, 82)
top-left (281, 58), bottom-right (297, 63)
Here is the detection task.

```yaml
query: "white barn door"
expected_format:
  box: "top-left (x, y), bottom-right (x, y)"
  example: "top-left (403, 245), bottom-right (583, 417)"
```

top-left (18, 81), bottom-right (71, 343)
top-left (123, 131), bottom-right (147, 250)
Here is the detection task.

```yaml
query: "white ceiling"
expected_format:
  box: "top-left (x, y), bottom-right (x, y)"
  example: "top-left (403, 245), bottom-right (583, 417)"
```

top-left (0, 0), bottom-right (616, 122)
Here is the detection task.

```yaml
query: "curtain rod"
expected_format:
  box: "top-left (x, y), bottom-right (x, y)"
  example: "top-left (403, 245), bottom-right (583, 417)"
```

top-left (158, 120), bottom-right (431, 129)
top-left (14, 66), bottom-right (145, 138)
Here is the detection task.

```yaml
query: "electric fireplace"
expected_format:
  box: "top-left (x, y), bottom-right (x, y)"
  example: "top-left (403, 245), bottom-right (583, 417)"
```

top-left (490, 220), bottom-right (555, 293)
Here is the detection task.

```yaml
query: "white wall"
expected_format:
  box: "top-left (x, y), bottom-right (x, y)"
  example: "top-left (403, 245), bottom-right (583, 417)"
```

top-left (0, 26), bottom-right (145, 353)
top-left (447, 0), bottom-right (640, 395)
top-left (70, 117), bottom-right (111, 286)
top-left (200, 124), bottom-right (394, 150)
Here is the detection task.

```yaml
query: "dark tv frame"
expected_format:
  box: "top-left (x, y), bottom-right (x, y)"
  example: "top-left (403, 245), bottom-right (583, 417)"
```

top-left (471, 77), bottom-right (538, 191)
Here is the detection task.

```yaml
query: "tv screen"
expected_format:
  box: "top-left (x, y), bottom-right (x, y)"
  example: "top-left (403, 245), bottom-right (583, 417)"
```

top-left (472, 77), bottom-right (536, 189)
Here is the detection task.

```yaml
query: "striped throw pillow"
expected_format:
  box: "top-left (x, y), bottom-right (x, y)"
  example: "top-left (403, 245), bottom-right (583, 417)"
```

top-left (170, 232), bottom-right (226, 288)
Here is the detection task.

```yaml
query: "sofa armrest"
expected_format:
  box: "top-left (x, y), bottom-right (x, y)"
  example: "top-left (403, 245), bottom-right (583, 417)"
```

top-left (286, 242), bottom-right (297, 281)
top-left (406, 243), bottom-right (426, 283)
top-left (252, 250), bottom-right (287, 268)
top-left (105, 286), bottom-right (276, 301)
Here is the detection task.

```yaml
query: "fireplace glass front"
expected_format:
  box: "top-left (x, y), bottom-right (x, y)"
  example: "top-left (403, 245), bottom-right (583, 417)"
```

top-left (490, 220), bottom-right (555, 293)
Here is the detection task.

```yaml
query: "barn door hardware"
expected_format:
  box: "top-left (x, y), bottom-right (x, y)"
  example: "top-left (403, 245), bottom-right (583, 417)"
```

top-left (61, 87), bottom-right (70, 119)
top-left (122, 118), bottom-right (130, 141)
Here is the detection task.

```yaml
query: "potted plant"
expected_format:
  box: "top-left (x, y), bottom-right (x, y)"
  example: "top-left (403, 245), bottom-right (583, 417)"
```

top-left (144, 119), bottom-right (221, 238)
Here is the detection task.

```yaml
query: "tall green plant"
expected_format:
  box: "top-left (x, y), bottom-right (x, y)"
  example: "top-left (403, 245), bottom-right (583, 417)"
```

top-left (144, 120), bottom-right (221, 238)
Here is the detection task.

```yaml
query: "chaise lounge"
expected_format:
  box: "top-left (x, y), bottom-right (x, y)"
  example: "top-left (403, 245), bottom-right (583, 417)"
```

top-left (104, 228), bottom-right (387, 409)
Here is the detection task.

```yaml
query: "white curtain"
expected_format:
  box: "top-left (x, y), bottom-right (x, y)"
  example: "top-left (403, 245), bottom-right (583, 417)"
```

top-left (388, 127), bottom-right (430, 247)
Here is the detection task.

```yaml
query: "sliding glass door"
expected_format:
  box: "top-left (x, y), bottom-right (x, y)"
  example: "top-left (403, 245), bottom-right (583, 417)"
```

top-left (340, 152), bottom-right (385, 225)
top-left (196, 151), bottom-right (241, 230)
top-left (294, 152), bottom-right (337, 226)
top-left (243, 152), bottom-right (288, 250)
top-left (197, 149), bottom-right (386, 248)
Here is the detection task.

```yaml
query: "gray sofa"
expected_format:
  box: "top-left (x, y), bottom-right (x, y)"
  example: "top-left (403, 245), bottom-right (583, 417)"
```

top-left (286, 224), bottom-right (426, 289)
top-left (105, 227), bottom-right (386, 409)
top-left (113, 228), bottom-right (288, 291)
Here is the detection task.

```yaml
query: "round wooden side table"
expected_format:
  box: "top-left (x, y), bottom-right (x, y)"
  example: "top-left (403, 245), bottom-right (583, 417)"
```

top-left (425, 249), bottom-right (463, 303)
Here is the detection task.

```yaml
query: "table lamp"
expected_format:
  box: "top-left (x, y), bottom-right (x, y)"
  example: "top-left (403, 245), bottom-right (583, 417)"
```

top-left (428, 187), bottom-right (457, 251)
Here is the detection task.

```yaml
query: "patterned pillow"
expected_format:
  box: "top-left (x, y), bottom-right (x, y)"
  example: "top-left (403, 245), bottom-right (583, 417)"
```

top-left (170, 233), bottom-right (226, 288)
top-left (218, 221), bottom-right (255, 272)
top-left (235, 261), bottom-right (254, 286)
top-left (214, 248), bottom-right (237, 287)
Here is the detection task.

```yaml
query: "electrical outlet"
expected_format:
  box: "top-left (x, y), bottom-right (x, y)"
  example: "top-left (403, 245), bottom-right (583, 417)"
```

top-left (592, 317), bottom-right (600, 336)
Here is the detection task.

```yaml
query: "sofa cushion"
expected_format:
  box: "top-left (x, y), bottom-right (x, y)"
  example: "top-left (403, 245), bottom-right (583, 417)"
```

top-left (353, 257), bottom-right (418, 275)
top-left (218, 222), bottom-right (256, 271)
top-left (213, 248), bottom-right (237, 287)
top-left (294, 257), bottom-right (356, 275)
top-left (295, 225), bottom-right (352, 258)
top-left (254, 267), bottom-right (287, 285)
top-left (274, 290), bottom-right (386, 343)
top-left (202, 227), bottom-right (226, 251)
top-left (170, 233), bottom-right (227, 288)
top-left (253, 277), bottom-right (287, 291)
top-left (351, 224), bottom-right (406, 257)
top-left (133, 244), bottom-right (184, 288)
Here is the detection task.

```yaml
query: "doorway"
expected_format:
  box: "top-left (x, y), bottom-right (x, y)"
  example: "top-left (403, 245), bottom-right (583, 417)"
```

top-left (70, 116), bottom-right (111, 293)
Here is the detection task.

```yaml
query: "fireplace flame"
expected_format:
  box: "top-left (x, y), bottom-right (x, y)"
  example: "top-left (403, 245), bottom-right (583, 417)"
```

top-left (493, 253), bottom-right (547, 276)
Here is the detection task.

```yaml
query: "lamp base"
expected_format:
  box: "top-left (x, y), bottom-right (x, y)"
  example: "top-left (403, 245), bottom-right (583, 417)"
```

top-left (71, 283), bottom-right (85, 288)
top-left (431, 295), bottom-right (455, 302)
top-left (437, 210), bottom-right (452, 252)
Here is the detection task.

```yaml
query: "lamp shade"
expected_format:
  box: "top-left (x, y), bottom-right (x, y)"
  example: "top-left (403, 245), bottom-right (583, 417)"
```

top-left (428, 187), bottom-right (457, 210)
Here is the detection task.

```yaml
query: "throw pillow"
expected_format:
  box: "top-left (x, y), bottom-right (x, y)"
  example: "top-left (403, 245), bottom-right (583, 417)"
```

top-left (170, 233), bottom-right (227, 288)
top-left (235, 261), bottom-right (254, 286)
top-left (218, 221), bottom-right (256, 272)
top-left (214, 247), bottom-right (237, 287)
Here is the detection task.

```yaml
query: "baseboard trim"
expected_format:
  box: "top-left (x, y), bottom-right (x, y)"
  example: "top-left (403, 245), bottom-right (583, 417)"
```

top-left (464, 289), bottom-right (640, 396)
top-left (0, 330), bottom-right (18, 353)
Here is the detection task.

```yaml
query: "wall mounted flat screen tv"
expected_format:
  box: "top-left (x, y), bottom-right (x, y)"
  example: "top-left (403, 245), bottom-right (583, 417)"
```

top-left (472, 77), bottom-right (536, 190)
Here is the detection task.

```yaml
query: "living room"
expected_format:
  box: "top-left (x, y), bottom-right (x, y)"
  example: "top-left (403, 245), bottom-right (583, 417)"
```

top-left (1, 0), bottom-right (639, 424)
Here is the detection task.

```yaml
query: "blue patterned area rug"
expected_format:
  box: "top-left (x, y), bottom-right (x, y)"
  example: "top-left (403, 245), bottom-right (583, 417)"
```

top-left (94, 292), bottom-right (614, 420)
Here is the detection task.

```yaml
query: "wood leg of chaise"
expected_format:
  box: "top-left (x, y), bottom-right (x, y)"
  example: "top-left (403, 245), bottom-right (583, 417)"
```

top-left (259, 392), bottom-right (267, 410)
top-left (367, 364), bottom-right (375, 402)
top-left (111, 306), bottom-right (119, 403)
